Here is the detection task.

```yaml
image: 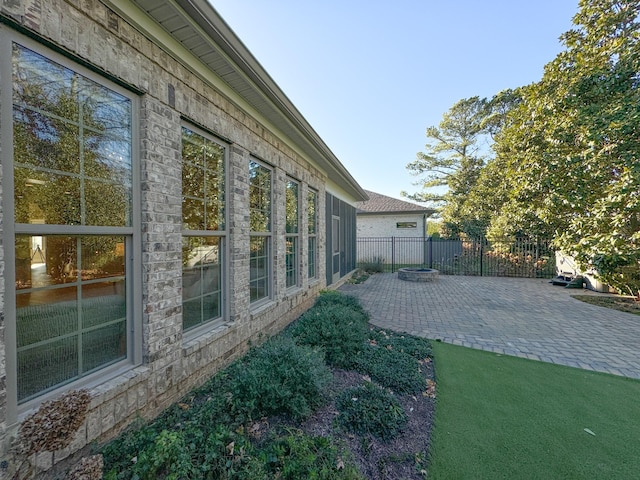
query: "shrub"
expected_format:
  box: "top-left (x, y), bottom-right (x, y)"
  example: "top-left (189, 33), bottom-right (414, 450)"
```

top-left (288, 303), bottom-right (369, 369)
top-left (335, 382), bottom-right (408, 441)
top-left (312, 290), bottom-right (368, 314)
top-left (359, 257), bottom-right (385, 273)
top-left (226, 336), bottom-right (331, 421)
top-left (368, 329), bottom-right (433, 360)
top-left (131, 430), bottom-right (193, 480)
top-left (260, 428), bottom-right (363, 479)
top-left (354, 345), bottom-right (426, 394)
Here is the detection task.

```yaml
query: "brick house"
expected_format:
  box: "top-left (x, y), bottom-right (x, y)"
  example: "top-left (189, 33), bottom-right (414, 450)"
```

top-left (0, 0), bottom-right (366, 473)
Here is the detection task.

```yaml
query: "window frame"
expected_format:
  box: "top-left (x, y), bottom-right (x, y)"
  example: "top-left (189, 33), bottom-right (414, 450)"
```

top-left (180, 124), bottom-right (228, 336)
top-left (285, 178), bottom-right (300, 289)
top-left (307, 188), bottom-right (318, 281)
top-left (396, 221), bottom-right (418, 229)
top-left (1, 30), bottom-right (141, 419)
top-left (248, 158), bottom-right (273, 305)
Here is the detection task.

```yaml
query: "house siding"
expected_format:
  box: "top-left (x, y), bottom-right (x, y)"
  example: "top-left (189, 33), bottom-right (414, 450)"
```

top-left (0, 0), bottom-right (359, 474)
top-left (357, 213), bottom-right (427, 238)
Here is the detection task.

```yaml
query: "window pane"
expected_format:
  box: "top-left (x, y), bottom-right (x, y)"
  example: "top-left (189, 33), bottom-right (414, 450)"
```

top-left (182, 236), bottom-right (222, 330)
top-left (18, 336), bottom-right (78, 402)
top-left (13, 106), bottom-right (80, 173)
top-left (286, 236), bottom-right (297, 288)
top-left (308, 237), bottom-right (317, 279)
top-left (286, 180), bottom-right (298, 234)
top-left (182, 127), bottom-right (225, 232)
top-left (308, 190), bottom-right (317, 234)
top-left (15, 167), bottom-right (81, 225)
top-left (81, 281), bottom-right (126, 329)
top-left (82, 321), bottom-right (126, 372)
top-left (85, 179), bottom-right (130, 226)
top-left (183, 161), bottom-right (204, 200)
top-left (12, 44), bottom-right (132, 228)
top-left (250, 236), bottom-right (269, 302)
top-left (81, 237), bottom-right (125, 279)
top-left (14, 234), bottom-right (127, 402)
top-left (16, 286), bottom-right (78, 348)
top-left (249, 161), bottom-right (271, 233)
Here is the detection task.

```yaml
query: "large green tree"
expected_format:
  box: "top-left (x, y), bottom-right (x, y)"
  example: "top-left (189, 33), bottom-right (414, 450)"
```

top-left (403, 96), bottom-right (489, 237)
top-left (489, 0), bottom-right (640, 295)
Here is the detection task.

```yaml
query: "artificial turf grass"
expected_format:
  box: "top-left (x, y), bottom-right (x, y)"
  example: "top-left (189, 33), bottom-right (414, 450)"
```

top-left (429, 342), bottom-right (640, 480)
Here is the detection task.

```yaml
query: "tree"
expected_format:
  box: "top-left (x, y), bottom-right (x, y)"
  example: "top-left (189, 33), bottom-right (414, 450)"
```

top-left (403, 96), bottom-right (489, 237)
top-left (489, 0), bottom-right (640, 295)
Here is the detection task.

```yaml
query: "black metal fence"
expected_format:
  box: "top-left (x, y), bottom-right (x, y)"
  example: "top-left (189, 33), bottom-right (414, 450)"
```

top-left (356, 236), bottom-right (556, 278)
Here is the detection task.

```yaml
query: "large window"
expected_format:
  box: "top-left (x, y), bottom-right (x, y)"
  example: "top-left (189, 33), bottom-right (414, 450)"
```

top-left (249, 160), bottom-right (272, 303)
top-left (307, 189), bottom-right (318, 280)
top-left (285, 179), bottom-right (299, 288)
top-left (10, 42), bottom-right (134, 403)
top-left (181, 126), bottom-right (225, 331)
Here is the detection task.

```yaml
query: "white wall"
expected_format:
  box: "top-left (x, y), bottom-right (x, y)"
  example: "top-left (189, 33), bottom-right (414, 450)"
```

top-left (356, 214), bottom-right (425, 238)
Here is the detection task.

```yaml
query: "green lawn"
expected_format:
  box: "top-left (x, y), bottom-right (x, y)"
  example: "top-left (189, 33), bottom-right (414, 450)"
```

top-left (429, 342), bottom-right (640, 479)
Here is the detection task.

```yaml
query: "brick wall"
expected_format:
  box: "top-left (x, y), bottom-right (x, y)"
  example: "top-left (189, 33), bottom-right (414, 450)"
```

top-left (0, 0), bottom-right (330, 475)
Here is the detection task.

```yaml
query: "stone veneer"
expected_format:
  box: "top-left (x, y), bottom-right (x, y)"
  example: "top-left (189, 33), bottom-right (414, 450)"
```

top-left (0, 0), bottom-right (332, 475)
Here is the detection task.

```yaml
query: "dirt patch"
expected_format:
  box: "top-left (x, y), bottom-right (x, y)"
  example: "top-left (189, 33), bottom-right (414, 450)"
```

top-left (572, 295), bottom-right (640, 316)
top-left (263, 364), bottom-right (436, 480)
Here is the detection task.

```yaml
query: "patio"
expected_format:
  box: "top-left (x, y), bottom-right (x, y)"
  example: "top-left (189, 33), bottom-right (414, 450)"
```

top-left (339, 273), bottom-right (640, 379)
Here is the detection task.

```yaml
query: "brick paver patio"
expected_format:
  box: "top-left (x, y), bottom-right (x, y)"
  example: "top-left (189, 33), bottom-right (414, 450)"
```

top-left (340, 273), bottom-right (640, 379)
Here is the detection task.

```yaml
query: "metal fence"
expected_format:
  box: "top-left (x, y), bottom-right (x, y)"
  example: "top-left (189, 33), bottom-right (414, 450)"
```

top-left (356, 236), bottom-right (556, 278)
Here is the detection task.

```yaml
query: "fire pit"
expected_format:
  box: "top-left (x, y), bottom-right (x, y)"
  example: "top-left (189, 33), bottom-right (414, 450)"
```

top-left (398, 268), bottom-right (439, 282)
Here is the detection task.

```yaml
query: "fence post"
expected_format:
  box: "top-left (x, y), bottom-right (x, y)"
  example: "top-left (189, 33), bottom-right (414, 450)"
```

top-left (479, 238), bottom-right (483, 276)
top-left (391, 236), bottom-right (395, 273)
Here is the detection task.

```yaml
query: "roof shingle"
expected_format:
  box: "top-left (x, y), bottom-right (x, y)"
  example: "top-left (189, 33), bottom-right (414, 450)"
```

top-left (356, 190), bottom-right (433, 214)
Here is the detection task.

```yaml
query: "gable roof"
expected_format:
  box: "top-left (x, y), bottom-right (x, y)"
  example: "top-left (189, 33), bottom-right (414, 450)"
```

top-left (356, 190), bottom-right (434, 215)
top-left (112, 0), bottom-right (367, 201)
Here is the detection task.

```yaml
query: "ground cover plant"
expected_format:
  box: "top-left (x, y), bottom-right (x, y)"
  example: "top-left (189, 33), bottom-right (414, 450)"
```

top-left (571, 294), bottom-right (640, 316)
top-left (98, 292), bottom-right (435, 480)
top-left (429, 341), bottom-right (640, 479)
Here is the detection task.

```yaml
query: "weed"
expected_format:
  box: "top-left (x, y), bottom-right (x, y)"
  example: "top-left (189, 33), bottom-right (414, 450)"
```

top-left (335, 382), bottom-right (408, 441)
top-left (260, 428), bottom-right (363, 479)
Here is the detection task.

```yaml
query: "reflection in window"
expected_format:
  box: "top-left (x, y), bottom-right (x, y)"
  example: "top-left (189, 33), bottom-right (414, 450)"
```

top-left (308, 189), bottom-right (318, 279)
top-left (181, 127), bottom-right (226, 330)
top-left (285, 180), bottom-right (299, 288)
top-left (11, 43), bottom-right (133, 403)
top-left (182, 237), bottom-right (222, 331)
top-left (15, 235), bottom-right (126, 402)
top-left (12, 44), bottom-right (132, 227)
top-left (249, 161), bottom-right (271, 302)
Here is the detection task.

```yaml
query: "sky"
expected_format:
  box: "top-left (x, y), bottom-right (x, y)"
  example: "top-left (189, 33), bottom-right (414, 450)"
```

top-left (212, 1), bottom-right (581, 203)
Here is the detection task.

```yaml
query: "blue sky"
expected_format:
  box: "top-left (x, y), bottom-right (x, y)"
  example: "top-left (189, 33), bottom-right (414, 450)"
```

top-left (212, 1), bottom-right (580, 202)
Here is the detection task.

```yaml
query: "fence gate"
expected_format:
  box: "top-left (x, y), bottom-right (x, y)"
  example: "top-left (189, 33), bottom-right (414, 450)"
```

top-left (356, 237), bottom-right (555, 278)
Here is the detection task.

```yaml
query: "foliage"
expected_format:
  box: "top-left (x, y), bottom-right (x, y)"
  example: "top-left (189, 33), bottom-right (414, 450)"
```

top-left (403, 97), bottom-right (489, 237)
top-left (486, 0), bottom-right (640, 295)
top-left (347, 269), bottom-right (370, 284)
top-left (335, 382), bottom-right (408, 441)
top-left (226, 336), bottom-right (331, 421)
top-left (101, 293), bottom-right (433, 479)
top-left (368, 328), bottom-right (433, 360)
top-left (354, 345), bottom-right (427, 395)
top-left (288, 299), bottom-right (369, 369)
top-left (260, 429), bottom-right (363, 479)
top-left (359, 257), bottom-right (385, 273)
top-left (131, 430), bottom-right (194, 480)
